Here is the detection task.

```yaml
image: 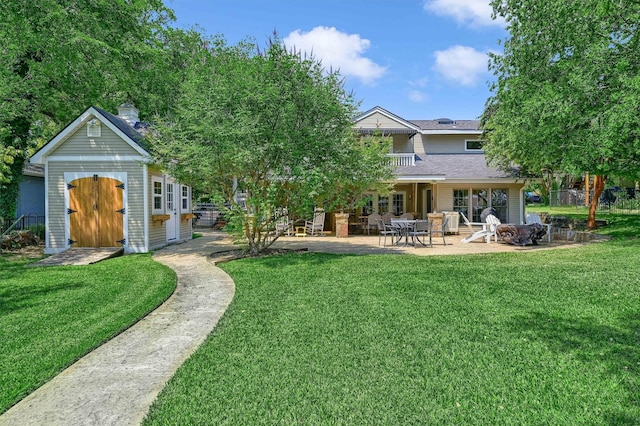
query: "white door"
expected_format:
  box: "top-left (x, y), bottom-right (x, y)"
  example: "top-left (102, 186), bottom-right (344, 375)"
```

top-left (166, 180), bottom-right (179, 241)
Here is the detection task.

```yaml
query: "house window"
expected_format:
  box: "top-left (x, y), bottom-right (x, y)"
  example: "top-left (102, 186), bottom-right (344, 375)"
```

top-left (491, 189), bottom-right (508, 222)
top-left (362, 192), bottom-right (406, 216)
top-left (465, 140), bottom-right (484, 151)
top-left (378, 196), bottom-right (389, 214)
top-left (152, 177), bottom-right (163, 213)
top-left (457, 187), bottom-right (508, 222)
top-left (391, 193), bottom-right (404, 216)
top-left (472, 189), bottom-right (489, 222)
top-left (453, 189), bottom-right (469, 216)
top-left (181, 185), bottom-right (190, 211)
top-left (87, 119), bottom-right (101, 137)
top-left (361, 194), bottom-right (374, 215)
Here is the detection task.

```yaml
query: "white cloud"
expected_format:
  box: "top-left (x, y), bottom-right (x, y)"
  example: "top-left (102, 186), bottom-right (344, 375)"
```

top-left (408, 90), bottom-right (428, 103)
top-left (409, 76), bottom-right (429, 88)
top-left (433, 45), bottom-right (489, 86)
top-left (423, 0), bottom-right (505, 28)
top-left (283, 26), bottom-right (387, 85)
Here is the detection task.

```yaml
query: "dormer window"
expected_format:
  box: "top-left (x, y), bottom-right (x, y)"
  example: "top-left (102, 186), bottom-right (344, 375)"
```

top-left (87, 119), bottom-right (101, 137)
top-left (465, 140), bottom-right (484, 151)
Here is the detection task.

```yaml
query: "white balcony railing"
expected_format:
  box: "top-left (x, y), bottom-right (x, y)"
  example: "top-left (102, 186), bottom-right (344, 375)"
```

top-left (387, 153), bottom-right (416, 167)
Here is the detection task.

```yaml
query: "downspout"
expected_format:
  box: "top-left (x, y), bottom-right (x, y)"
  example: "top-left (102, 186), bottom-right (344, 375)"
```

top-left (519, 186), bottom-right (525, 224)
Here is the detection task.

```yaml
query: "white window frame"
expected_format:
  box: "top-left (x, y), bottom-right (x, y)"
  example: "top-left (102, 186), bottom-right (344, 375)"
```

top-left (87, 119), bottom-right (101, 137)
top-left (152, 177), bottom-right (164, 214)
top-left (465, 139), bottom-right (485, 151)
top-left (362, 191), bottom-right (407, 215)
top-left (456, 187), bottom-right (508, 223)
top-left (180, 185), bottom-right (190, 212)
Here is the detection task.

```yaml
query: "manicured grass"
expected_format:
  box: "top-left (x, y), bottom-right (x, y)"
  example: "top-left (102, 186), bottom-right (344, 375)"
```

top-left (144, 241), bottom-right (640, 425)
top-left (0, 254), bottom-right (176, 413)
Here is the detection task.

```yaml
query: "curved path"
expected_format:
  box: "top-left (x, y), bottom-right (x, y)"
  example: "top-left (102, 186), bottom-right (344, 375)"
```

top-left (0, 231), bottom-right (235, 426)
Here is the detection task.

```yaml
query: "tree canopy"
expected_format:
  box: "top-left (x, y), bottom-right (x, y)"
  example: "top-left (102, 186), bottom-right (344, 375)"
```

top-left (0, 0), bottom-right (201, 218)
top-left (150, 35), bottom-right (392, 254)
top-left (482, 0), bottom-right (640, 227)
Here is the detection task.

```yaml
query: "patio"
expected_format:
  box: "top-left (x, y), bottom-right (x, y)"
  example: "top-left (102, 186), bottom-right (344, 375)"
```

top-left (269, 230), bottom-right (580, 257)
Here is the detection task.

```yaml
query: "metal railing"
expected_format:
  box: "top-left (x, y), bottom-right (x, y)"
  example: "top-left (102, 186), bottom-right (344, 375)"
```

top-left (550, 189), bottom-right (640, 214)
top-left (1, 215), bottom-right (46, 239)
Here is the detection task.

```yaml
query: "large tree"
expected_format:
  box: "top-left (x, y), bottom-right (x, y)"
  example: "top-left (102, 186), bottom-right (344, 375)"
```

top-left (482, 0), bottom-right (640, 228)
top-left (0, 0), bottom-right (200, 219)
top-left (150, 35), bottom-right (392, 255)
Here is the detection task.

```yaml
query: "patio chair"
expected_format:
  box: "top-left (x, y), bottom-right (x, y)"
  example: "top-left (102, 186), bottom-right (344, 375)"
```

top-left (429, 215), bottom-right (449, 246)
top-left (461, 214), bottom-right (501, 244)
top-left (381, 212), bottom-right (394, 225)
top-left (525, 212), bottom-right (551, 242)
top-left (274, 212), bottom-right (293, 236)
top-left (459, 211), bottom-right (485, 234)
top-left (408, 219), bottom-right (430, 247)
top-left (364, 213), bottom-right (382, 235)
top-left (377, 218), bottom-right (398, 246)
top-left (399, 213), bottom-right (414, 220)
top-left (305, 208), bottom-right (326, 236)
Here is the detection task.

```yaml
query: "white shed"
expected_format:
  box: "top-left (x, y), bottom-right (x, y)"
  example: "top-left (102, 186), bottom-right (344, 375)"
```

top-left (30, 104), bottom-right (193, 254)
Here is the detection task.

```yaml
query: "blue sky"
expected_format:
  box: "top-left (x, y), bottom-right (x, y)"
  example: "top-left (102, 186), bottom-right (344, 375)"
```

top-left (168, 0), bottom-right (507, 121)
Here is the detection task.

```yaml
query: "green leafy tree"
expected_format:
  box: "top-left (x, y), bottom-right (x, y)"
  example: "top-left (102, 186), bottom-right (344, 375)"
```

top-left (150, 35), bottom-right (393, 255)
top-left (482, 0), bottom-right (640, 228)
top-left (0, 0), bottom-right (200, 218)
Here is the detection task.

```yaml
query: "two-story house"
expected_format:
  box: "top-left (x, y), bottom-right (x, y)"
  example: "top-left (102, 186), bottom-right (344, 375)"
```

top-left (354, 106), bottom-right (525, 225)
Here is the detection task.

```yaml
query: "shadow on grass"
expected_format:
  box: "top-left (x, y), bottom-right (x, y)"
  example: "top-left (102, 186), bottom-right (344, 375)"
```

top-left (0, 280), bottom-right (87, 315)
top-left (513, 311), bottom-right (640, 424)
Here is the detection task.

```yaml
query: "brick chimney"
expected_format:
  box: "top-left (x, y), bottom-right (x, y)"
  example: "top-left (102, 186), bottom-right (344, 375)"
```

top-left (118, 102), bottom-right (139, 126)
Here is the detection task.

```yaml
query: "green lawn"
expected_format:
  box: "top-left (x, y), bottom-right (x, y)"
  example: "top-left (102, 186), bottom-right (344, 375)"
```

top-left (0, 254), bottom-right (176, 413)
top-left (144, 239), bottom-right (640, 425)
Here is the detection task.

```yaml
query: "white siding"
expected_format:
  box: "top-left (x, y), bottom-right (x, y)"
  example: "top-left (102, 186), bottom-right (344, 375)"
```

top-left (421, 135), bottom-right (471, 154)
top-left (49, 123), bottom-right (142, 157)
top-left (356, 112), bottom-right (411, 129)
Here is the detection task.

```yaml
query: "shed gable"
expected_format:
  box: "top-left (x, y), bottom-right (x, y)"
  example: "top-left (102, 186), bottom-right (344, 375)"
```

top-left (49, 120), bottom-right (143, 158)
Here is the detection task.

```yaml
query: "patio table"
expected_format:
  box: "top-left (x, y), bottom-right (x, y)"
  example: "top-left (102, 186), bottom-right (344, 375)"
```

top-left (391, 219), bottom-right (417, 246)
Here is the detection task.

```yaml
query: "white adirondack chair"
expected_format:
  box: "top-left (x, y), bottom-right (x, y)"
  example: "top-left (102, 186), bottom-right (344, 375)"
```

top-left (461, 214), bottom-right (501, 244)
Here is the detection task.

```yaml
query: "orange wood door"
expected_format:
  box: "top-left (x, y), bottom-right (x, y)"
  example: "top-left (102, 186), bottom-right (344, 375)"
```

top-left (68, 176), bottom-right (124, 247)
top-left (69, 177), bottom-right (99, 247)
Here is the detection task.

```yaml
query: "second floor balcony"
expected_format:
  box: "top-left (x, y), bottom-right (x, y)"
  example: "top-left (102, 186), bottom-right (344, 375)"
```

top-left (387, 153), bottom-right (415, 167)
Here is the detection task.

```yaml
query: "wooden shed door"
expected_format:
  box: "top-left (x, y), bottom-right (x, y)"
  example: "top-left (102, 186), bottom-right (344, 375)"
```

top-left (68, 175), bottom-right (124, 247)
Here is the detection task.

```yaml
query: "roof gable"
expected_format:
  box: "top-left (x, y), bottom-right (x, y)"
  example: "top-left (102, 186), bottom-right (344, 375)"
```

top-left (354, 106), bottom-right (421, 134)
top-left (30, 106), bottom-right (149, 164)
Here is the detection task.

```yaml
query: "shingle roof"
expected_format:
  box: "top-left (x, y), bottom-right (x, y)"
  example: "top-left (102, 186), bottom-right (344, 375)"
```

top-left (22, 163), bottom-right (44, 177)
top-left (410, 119), bottom-right (481, 131)
top-left (93, 106), bottom-right (149, 150)
top-left (395, 153), bottom-right (516, 180)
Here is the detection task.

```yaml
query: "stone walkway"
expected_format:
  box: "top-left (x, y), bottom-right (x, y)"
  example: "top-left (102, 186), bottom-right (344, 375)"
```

top-left (0, 231), bottom-right (235, 426)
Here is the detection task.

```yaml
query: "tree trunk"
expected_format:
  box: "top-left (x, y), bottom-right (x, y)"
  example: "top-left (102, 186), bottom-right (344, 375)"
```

top-left (587, 174), bottom-right (605, 230)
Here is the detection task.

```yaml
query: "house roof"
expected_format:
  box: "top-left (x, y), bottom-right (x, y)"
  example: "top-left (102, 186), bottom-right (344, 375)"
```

top-left (394, 153), bottom-right (518, 181)
top-left (22, 163), bottom-right (44, 177)
top-left (354, 106), bottom-right (482, 135)
top-left (410, 119), bottom-right (481, 132)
